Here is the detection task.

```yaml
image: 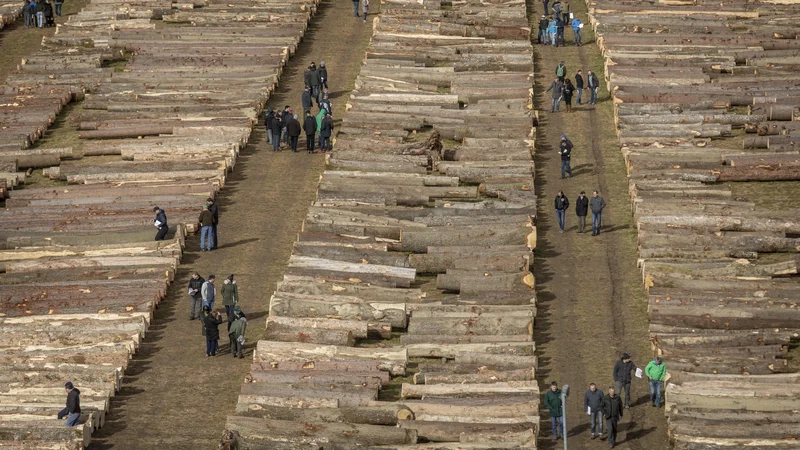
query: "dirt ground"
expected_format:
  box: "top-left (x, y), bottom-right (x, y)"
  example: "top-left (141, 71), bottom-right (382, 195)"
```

top-left (527, 1), bottom-right (670, 449)
top-left (87, 1), bottom-right (376, 448)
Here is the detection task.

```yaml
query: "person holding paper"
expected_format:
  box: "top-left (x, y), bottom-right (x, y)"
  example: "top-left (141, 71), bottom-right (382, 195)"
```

top-left (613, 353), bottom-right (637, 408)
top-left (584, 383), bottom-right (605, 439)
top-left (645, 356), bottom-right (667, 407)
top-left (602, 386), bottom-right (623, 448)
top-left (571, 16), bottom-right (583, 46)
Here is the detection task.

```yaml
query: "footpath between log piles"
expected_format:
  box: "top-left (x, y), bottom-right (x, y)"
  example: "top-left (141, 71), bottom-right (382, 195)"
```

top-left (0, 0), bottom-right (323, 447)
top-left (587, 0), bottom-right (800, 447)
top-left (220, 0), bottom-right (542, 448)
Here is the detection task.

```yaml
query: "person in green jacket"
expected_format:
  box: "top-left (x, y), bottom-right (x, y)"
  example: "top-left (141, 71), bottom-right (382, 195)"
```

top-left (645, 356), bottom-right (667, 407)
top-left (221, 274), bottom-right (238, 330)
top-left (544, 381), bottom-right (564, 441)
top-left (228, 306), bottom-right (247, 358)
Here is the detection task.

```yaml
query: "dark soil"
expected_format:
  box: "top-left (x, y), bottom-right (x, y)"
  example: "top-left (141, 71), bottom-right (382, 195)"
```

top-left (87, 0), bottom-right (376, 448)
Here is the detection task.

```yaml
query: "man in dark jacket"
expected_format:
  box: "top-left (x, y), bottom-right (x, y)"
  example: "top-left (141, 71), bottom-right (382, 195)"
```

top-left (584, 383), bottom-right (605, 439)
top-left (575, 191), bottom-right (589, 233)
top-left (544, 77), bottom-right (563, 113)
top-left (187, 272), bottom-right (205, 320)
top-left (303, 65), bottom-right (313, 89)
top-left (54, 0), bottom-right (63, 16)
top-left (613, 353), bottom-right (637, 408)
top-left (602, 386), bottom-right (623, 448)
top-left (590, 190), bottom-right (607, 236)
top-left (588, 70), bottom-right (600, 105)
top-left (559, 133), bottom-right (573, 178)
top-left (319, 94), bottom-right (332, 116)
top-left (309, 63), bottom-right (321, 103)
top-left (286, 114), bottom-right (302, 152)
top-left (319, 61), bottom-right (328, 89)
top-left (301, 88), bottom-right (313, 113)
top-left (206, 197), bottom-right (219, 249)
top-left (270, 112), bottom-right (283, 151)
top-left (263, 108), bottom-right (274, 145)
top-left (281, 106), bottom-right (291, 144)
top-left (303, 111), bottom-right (317, 153)
top-left (202, 306), bottom-right (223, 357)
top-left (555, 17), bottom-right (566, 47)
top-left (538, 15), bottom-right (548, 44)
top-left (554, 190), bottom-right (569, 233)
top-left (319, 112), bottom-right (333, 152)
top-left (35, 0), bottom-right (45, 27)
top-left (58, 382), bottom-right (81, 427)
top-left (575, 70), bottom-right (584, 105)
top-left (153, 206), bottom-right (168, 241)
top-left (544, 382), bottom-right (563, 441)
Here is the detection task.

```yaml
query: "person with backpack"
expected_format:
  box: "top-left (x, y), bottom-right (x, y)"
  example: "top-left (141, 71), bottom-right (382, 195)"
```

top-left (556, 61), bottom-right (567, 82)
top-left (559, 133), bottom-right (573, 178)
top-left (554, 190), bottom-right (569, 233)
top-left (588, 70), bottom-right (600, 105)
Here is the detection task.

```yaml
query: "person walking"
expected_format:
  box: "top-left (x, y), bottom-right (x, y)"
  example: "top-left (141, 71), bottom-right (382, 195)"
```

top-left (554, 190), bottom-right (569, 233)
top-left (590, 190), bottom-right (607, 236)
top-left (645, 356), bottom-right (667, 407)
top-left (309, 64), bottom-right (321, 103)
top-left (544, 77), bottom-right (563, 113)
top-left (202, 275), bottom-right (216, 310)
top-left (57, 382), bottom-right (81, 427)
top-left (538, 15), bottom-right (548, 44)
top-left (206, 197), bottom-right (219, 249)
top-left (301, 87), bottom-right (313, 113)
top-left (584, 383), bottom-right (605, 439)
top-left (555, 16), bottom-right (566, 47)
top-left (352, 0), bottom-right (359, 16)
top-left (544, 382), bottom-right (564, 441)
top-left (555, 61), bottom-right (567, 82)
top-left (547, 17), bottom-right (557, 47)
top-left (152, 206), bottom-right (168, 241)
top-left (270, 111), bottom-right (283, 151)
top-left (54, 0), bottom-right (63, 16)
top-left (286, 113), bottom-right (302, 152)
top-left (221, 274), bottom-right (239, 330)
top-left (575, 191), bottom-right (589, 233)
top-left (575, 70), bottom-right (584, 105)
top-left (572, 16), bottom-right (583, 45)
top-left (319, 61), bottom-right (328, 89)
top-left (542, 0), bottom-right (549, 17)
top-left (602, 386), bottom-right (623, 448)
top-left (198, 205), bottom-right (214, 252)
top-left (362, 0), bottom-right (369, 22)
top-left (320, 112), bottom-right (333, 152)
top-left (613, 353), bottom-right (637, 409)
top-left (228, 306), bottom-right (247, 358)
top-left (588, 70), bottom-right (600, 105)
top-left (563, 79), bottom-right (575, 113)
top-left (202, 306), bottom-right (223, 357)
top-left (559, 134), bottom-right (573, 178)
top-left (263, 108), bottom-right (274, 145)
top-left (304, 110), bottom-right (317, 153)
top-left (187, 272), bottom-right (205, 320)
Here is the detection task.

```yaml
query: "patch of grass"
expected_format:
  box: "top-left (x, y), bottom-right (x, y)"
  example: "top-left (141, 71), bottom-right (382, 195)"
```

top-left (31, 101), bottom-right (85, 152)
top-left (16, 170), bottom-right (69, 190)
top-left (728, 181), bottom-right (800, 211)
top-left (101, 51), bottom-right (132, 72)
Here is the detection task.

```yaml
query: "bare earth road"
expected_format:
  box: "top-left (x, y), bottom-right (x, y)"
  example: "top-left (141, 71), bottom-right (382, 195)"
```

top-left (88, 1), bottom-right (375, 448)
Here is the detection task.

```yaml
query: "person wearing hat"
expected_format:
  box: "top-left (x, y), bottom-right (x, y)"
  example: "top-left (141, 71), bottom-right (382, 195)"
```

top-left (228, 306), bottom-right (247, 358)
top-left (544, 381), bottom-right (564, 441)
top-left (575, 191), bottom-right (589, 233)
top-left (153, 206), bottom-right (168, 241)
top-left (645, 356), bottom-right (667, 407)
top-left (221, 274), bottom-right (239, 330)
top-left (58, 382), bottom-right (81, 427)
top-left (559, 134), bottom-right (573, 178)
top-left (198, 205), bottom-right (214, 252)
top-left (613, 353), bottom-right (637, 409)
top-left (538, 15), bottom-right (549, 45)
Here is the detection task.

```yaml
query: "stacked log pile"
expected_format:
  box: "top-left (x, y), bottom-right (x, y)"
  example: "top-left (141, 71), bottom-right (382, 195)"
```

top-left (0, 0), bottom-right (320, 446)
top-left (0, 0), bottom-right (23, 29)
top-left (586, 0), bottom-right (800, 447)
top-left (221, 0), bottom-right (539, 448)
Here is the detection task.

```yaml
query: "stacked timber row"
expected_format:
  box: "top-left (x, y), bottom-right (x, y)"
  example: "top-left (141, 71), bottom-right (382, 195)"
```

top-left (221, 0), bottom-right (540, 448)
top-left (586, 0), bottom-right (800, 448)
top-left (0, 0), bottom-right (319, 447)
top-left (0, 0), bottom-right (23, 29)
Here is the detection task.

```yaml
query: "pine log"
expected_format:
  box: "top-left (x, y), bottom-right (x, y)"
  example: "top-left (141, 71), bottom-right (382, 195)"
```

top-left (225, 416), bottom-right (418, 446)
top-left (233, 404), bottom-right (413, 425)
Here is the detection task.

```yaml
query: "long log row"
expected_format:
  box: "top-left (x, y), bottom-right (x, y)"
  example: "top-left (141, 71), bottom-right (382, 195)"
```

top-left (0, 0), bottom-right (23, 30)
top-left (221, 0), bottom-right (539, 448)
top-left (586, 0), bottom-right (800, 448)
top-left (0, 0), bottom-right (321, 447)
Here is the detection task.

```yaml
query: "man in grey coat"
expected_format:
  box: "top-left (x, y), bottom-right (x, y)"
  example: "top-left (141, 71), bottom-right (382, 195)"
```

top-left (590, 190), bottom-right (607, 236)
top-left (202, 275), bottom-right (216, 310)
top-left (545, 77), bottom-right (563, 113)
top-left (584, 383), bottom-right (605, 439)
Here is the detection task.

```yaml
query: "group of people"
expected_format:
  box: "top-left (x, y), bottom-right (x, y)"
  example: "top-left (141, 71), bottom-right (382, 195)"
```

top-left (351, 0), bottom-right (369, 22)
top-left (188, 273), bottom-right (247, 358)
top-left (545, 354), bottom-right (668, 448)
top-left (546, 62), bottom-right (600, 112)
top-left (23, 0), bottom-right (62, 28)
top-left (264, 62), bottom-right (333, 153)
top-left (197, 197), bottom-right (220, 251)
top-left (554, 189), bottom-right (606, 235)
top-left (537, 4), bottom-right (583, 47)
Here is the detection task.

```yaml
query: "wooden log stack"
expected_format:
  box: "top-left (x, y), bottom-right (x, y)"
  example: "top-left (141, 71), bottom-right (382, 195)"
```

top-left (0, 0), bottom-right (321, 447)
top-left (221, 0), bottom-right (540, 448)
top-left (586, 0), bottom-right (800, 447)
top-left (0, 0), bottom-right (24, 30)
